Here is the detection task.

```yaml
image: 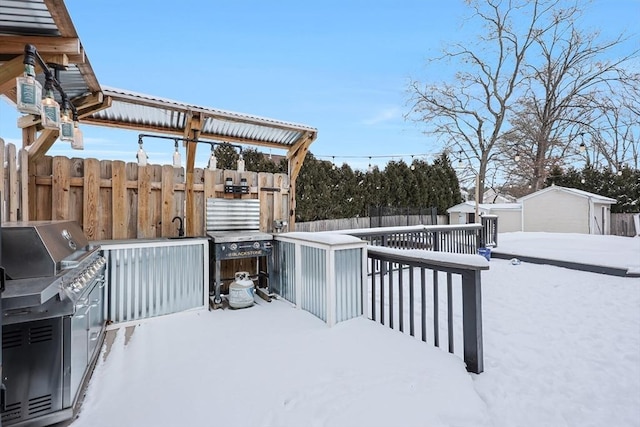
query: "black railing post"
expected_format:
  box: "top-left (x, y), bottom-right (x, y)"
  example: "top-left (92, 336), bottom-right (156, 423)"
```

top-left (461, 270), bottom-right (483, 374)
top-left (493, 216), bottom-right (499, 247)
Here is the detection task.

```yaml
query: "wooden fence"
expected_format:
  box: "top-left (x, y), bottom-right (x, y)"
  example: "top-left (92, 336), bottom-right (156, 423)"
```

top-left (611, 213), bottom-right (638, 237)
top-left (295, 215), bottom-right (449, 232)
top-left (1, 140), bottom-right (290, 240)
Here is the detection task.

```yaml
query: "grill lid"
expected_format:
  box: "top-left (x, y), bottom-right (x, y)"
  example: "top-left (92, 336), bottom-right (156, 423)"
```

top-left (1, 220), bottom-right (91, 279)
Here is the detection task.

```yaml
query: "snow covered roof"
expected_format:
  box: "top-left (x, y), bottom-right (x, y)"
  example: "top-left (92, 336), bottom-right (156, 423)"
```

top-left (446, 201), bottom-right (521, 214)
top-left (517, 185), bottom-right (617, 204)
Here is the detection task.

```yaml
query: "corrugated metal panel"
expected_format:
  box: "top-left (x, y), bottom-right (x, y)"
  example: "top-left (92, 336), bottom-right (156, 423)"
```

top-left (0, 1), bottom-right (58, 36)
top-left (205, 198), bottom-right (261, 232)
top-left (87, 87), bottom-right (317, 148)
top-left (103, 244), bottom-right (206, 323)
top-left (335, 248), bottom-right (363, 323)
top-left (272, 240), bottom-right (296, 303)
top-left (202, 117), bottom-right (302, 145)
top-left (300, 245), bottom-right (326, 321)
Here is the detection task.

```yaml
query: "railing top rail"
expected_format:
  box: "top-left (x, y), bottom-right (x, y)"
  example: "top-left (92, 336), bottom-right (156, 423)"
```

top-left (325, 223), bottom-right (483, 238)
top-left (368, 246), bottom-right (490, 272)
top-left (275, 231), bottom-right (366, 248)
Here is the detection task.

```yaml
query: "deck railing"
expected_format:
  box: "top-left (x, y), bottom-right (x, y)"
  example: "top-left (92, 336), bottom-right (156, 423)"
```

top-left (480, 215), bottom-right (499, 247)
top-left (367, 246), bottom-right (488, 374)
top-left (333, 224), bottom-right (484, 254)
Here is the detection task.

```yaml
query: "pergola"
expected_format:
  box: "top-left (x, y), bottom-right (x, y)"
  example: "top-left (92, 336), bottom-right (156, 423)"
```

top-left (0, 0), bottom-right (317, 231)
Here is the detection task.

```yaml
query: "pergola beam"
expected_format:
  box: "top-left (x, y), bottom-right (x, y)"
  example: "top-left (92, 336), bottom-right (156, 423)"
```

top-left (286, 132), bottom-right (315, 230)
top-left (183, 113), bottom-right (203, 236)
top-left (27, 129), bottom-right (59, 161)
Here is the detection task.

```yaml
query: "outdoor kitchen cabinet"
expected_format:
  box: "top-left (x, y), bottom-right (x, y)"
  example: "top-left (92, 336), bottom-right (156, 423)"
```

top-left (0, 221), bottom-right (107, 426)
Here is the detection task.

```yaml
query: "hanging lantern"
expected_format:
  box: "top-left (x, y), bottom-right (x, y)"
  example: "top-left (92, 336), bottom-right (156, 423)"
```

top-left (71, 121), bottom-right (84, 150)
top-left (59, 104), bottom-right (74, 142)
top-left (41, 74), bottom-right (60, 130)
top-left (16, 45), bottom-right (42, 115)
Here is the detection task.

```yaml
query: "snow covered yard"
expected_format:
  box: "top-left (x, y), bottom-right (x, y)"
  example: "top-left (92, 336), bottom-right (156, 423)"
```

top-left (70, 234), bottom-right (640, 427)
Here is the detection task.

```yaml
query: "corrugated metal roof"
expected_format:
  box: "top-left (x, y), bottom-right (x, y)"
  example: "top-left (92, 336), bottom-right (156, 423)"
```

top-left (0, 0), bottom-right (58, 36)
top-left (83, 86), bottom-right (317, 149)
top-left (0, 0), bottom-right (99, 101)
top-left (0, 0), bottom-right (317, 151)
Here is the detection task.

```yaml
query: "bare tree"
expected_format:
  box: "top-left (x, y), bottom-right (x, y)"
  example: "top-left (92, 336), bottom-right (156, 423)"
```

top-left (585, 94), bottom-right (640, 171)
top-left (407, 0), bottom-right (561, 203)
top-left (507, 12), bottom-right (640, 190)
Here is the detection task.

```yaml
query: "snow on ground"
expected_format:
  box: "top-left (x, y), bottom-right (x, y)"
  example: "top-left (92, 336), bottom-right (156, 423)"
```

top-left (70, 233), bottom-right (640, 427)
top-left (72, 303), bottom-right (489, 427)
top-left (495, 232), bottom-right (640, 273)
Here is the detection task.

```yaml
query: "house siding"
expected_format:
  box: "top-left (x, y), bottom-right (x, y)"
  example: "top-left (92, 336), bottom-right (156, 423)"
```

top-left (523, 190), bottom-right (589, 233)
top-left (592, 203), bottom-right (610, 235)
top-left (492, 209), bottom-right (521, 232)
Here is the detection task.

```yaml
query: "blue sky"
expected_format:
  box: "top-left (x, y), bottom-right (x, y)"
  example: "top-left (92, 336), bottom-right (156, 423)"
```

top-left (1, 0), bottom-right (638, 171)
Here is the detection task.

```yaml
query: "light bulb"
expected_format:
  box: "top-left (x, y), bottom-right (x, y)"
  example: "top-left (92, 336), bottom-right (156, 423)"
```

top-left (59, 108), bottom-right (74, 142)
top-left (237, 153), bottom-right (245, 172)
top-left (137, 146), bottom-right (148, 167)
top-left (173, 146), bottom-right (182, 168)
top-left (16, 52), bottom-right (42, 115)
top-left (71, 122), bottom-right (83, 150)
top-left (41, 81), bottom-right (60, 130)
top-left (515, 153), bottom-right (521, 162)
top-left (208, 153), bottom-right (217, 171)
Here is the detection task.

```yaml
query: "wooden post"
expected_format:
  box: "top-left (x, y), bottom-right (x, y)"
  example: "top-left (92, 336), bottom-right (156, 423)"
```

top-left (111, 161), bottom-right (127, 239)
top-left (83, 158), bottom-right (100, 240)
top-left (184, 114), bottom-right (202, 237)
top-left (286, 132), bottom-right (314, 232)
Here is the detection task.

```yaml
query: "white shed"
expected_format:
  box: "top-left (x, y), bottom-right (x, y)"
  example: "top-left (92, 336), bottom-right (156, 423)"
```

top-left (518, 185), bottom-right (616, 234)
top-left (446, 201), bottom-right (522, 232)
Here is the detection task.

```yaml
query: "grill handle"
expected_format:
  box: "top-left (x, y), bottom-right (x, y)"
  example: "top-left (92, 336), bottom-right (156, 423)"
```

top-left (0, 382), bottom-right (6, 413)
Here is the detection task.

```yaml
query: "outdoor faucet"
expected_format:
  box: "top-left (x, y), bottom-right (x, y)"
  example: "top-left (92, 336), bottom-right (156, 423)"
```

top-left (172, 216), bottom-right (184, 237)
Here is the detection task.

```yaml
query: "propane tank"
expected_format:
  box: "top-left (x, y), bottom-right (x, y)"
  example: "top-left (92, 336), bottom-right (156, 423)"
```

top-left (228, 271), bottom-right (255, 309)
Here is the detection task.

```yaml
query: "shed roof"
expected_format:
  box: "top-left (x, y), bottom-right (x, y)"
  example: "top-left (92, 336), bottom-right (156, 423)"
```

top-left (517, 186), bottom-right (617, 204)
top-left (446, 201), bottom-right (521, 214)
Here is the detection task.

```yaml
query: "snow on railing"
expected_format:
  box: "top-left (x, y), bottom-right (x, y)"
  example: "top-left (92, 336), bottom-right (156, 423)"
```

top-left (271, 232), bottom-right (368, 326)
top-left (367, 246), bottom-right (489, 374)
top-left (331, 223), bottom-right (487, 254)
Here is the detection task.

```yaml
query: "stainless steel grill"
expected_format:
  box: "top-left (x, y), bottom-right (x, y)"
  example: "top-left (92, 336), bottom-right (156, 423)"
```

top-left (205, 199), bottom-right (273, 308)
top-left (1, 220), bottom-right (107, 427)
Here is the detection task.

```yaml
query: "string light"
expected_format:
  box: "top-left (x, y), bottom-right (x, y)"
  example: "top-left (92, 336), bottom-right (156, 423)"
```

top-left (136, 135), bottom-right (148, 167)
top-left (172, 139), bottom-right (181, 168)
top-left (41, 72), bottom-right (60, 130)
top-left (207, 144), bottom-right (217, 171)
top-left (237, 152), bottom-right (245, 172)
